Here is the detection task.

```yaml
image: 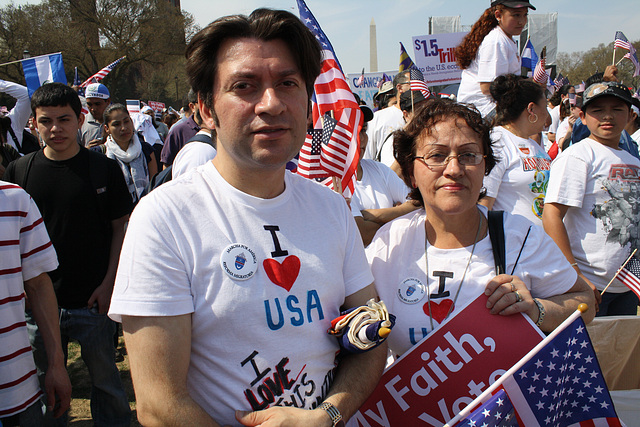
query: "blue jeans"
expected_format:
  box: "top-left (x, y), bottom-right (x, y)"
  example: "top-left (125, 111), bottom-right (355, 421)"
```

top-left (597, 291), bottom-right (640, 316)
top-left (26, 307), bottom-right (131, 427)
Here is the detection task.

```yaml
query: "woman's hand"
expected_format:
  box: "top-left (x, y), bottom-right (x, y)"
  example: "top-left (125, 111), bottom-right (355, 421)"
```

top-left (484, 274), bottom-right (538, 321)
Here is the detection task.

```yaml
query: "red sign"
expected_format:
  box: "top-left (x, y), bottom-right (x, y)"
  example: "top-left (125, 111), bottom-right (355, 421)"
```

top-left (148, 100), bottom-right (165, 112)
top-left (351, 295), bottom-right (544, 427)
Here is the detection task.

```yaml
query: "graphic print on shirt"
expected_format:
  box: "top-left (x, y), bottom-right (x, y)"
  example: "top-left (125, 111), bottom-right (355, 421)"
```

top-left (241, 349), bottom-right (336, 411)
top-left (591, 165), bottom-right (640, 249)
top-left (408, 270), bottom-right (455, 344)
top-left (521, 150), bottom-right (551, 219)
top-left (262, 225), bottom-right (324, 330)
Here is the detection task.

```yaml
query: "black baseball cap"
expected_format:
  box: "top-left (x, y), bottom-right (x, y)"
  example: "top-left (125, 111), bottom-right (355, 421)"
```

top-left (582, 82), bottom-right (634, 111)
top-left (491, 0), bottom-right (536, 10)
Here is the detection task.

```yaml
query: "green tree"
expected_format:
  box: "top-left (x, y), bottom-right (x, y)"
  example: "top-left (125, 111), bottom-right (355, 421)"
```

top-left (0, 0), bottom-right (199, 106)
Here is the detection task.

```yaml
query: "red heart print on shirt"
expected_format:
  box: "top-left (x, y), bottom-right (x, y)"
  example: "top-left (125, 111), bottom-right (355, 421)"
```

top-left (423, 299), bottom-right (454, 323)
top-left (263, 255), bottom-right (301, 292)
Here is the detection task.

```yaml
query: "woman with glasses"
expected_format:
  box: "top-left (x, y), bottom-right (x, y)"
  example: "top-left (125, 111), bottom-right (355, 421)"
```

top-left (478, 74), bottom-right (551, 224)
top-left (365, 99), bottom-right (594, 357)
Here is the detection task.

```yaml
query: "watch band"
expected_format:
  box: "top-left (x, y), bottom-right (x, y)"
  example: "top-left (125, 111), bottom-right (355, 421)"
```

top-left (320, 401), bottom-right (343, 427)
top-left (533, 298), bottom-right (545, 327)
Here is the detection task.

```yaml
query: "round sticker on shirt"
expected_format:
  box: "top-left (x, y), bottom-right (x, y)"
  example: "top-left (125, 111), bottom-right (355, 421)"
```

top-left (397, 278), bottom-right (426, 304)
top-left (220, 243), bottom-right (258, 281)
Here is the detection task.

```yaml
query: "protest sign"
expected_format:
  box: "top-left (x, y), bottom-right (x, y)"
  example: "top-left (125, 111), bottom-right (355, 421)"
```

top-left (347, 71), bottom-right (397, 107)
top-left (351, 294), bottom-right (544, 427)
top-left (148, 100), bottom-right (165, 112)
top-left (411, 32), bottom-right (467, 86)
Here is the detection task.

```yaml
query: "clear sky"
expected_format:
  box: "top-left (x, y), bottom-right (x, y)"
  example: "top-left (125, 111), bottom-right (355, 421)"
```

top-left (4, 0), bottom-right (640, 74)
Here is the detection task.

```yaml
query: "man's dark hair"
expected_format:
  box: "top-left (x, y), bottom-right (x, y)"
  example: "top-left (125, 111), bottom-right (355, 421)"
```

top-left (31, 83), bottom-right (82, 118)
top-left (185, 8), bottom-right (322, 122)
top-left (394, 98), bottom-right (496, 207)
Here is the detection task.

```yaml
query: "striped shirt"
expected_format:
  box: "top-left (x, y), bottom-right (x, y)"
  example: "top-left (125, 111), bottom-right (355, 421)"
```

top-left (0, 181), bottom-right (58, 417)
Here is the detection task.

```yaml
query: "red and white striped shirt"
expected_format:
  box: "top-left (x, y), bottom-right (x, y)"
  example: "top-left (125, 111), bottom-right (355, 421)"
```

top-left (0, 181), bottom-right (58, 417)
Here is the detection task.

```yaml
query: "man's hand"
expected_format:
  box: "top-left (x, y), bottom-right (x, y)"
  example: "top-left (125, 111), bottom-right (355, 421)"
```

top-left (603, 65), bottom-right (619, 82)
top-left (45, 363), bottom-right (72, 418)
top-left (87, 282), bottom-right (113, 314)
top-left (236, 407), bottom-right (331, 427)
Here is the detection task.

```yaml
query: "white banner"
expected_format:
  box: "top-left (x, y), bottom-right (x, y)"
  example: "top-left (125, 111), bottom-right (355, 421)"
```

top-left (526, 13), bottom-right (558, 66)
top-left (347, 71), bottom-right (398, 107)
top-left (411, 32), bottom-right (468, 86)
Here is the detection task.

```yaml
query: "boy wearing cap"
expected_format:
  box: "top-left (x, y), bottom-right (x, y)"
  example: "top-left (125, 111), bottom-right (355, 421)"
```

top-left (80, 83), bottom-right (111, 147)
top-left (543, 82), bottom-right (640, 316)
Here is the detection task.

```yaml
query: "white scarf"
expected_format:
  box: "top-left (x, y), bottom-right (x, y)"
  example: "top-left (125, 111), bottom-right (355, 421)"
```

top-left (105, 133), bottom-right (148, 203)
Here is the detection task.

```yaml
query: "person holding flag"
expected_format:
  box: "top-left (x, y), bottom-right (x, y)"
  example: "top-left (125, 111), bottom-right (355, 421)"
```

top-left (367, 98), bottom-right (594, 358)
top-left (108, 7), bottom-right (386, 426)
top-left (456, 0), bottom-right (536, 119)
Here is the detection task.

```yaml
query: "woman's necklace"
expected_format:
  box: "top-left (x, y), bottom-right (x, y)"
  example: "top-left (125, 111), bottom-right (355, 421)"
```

top-left (424, 208), bottom-right (483, 330)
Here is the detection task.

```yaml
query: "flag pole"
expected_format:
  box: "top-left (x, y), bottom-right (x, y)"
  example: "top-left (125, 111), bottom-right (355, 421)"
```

top-left (0, 52), bottom-right (63, 68)
top-left (613, 46), bottom-right (617, 66)
top-left (443, 304), bottom-right (590, 427)
top-left (600, 248), bottom-right (637, 295)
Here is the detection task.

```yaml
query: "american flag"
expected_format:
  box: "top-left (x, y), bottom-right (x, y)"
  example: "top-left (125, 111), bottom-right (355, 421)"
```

top-left (449, 315), bottom-right (621, 427)
top-left (532, 55), bottom-right (548, 86)
top-left (80, 56), bottom-right (125, 88)
top-left (554, 73), bottom-right (570, 88)
top-left (376, 73), bottom-right (391, 88)
top-left (399, 42), bottom-right (416, 72)
top-left (409, 67), bottom-right (431, 98)
top-left (616, 255), bottom-right (640, 299)
top-left (297, 128), bottom-right (326, 178)
top-left (456, 389), bottom-right (518, 427)
top-left (614, 31), bottom-right (633, 51)
top-left (296, 0), bottom-right (362, 196)
top-left (501, 316), bottom-right (620, 426)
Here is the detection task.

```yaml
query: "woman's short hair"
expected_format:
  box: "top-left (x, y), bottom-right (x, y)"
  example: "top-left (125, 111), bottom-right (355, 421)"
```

top-left (185, 8), bottom-right (322, 116)
top-left (490, 74), bottom-right (545, 125)
top-left (394, 99), bottom-right (496, 207)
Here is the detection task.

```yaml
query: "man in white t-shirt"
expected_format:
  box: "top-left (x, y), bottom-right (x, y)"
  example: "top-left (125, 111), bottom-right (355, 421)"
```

top-left (363, 70), bottom-right (409, 164)
top-left (108, 8), bottom-right (385, 427)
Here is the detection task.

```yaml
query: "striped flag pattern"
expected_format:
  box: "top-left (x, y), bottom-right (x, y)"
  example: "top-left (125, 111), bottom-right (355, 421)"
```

top-left (297, 129), bottom-right (326, 179)
top-left (409, 67), bottom-right (431, 98)
top-left (533, 49), bottom-right (548, 85)
top-left (616, 255), bottom-right (640, 299)
top-left (80, 56), bottom-right (125, 88)
top-left (296, 0), bottom-right (363, 197)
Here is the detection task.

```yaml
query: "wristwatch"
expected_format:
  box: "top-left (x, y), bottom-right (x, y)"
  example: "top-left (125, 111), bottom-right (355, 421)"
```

top-left (320, 401), bottom-right (343, 427)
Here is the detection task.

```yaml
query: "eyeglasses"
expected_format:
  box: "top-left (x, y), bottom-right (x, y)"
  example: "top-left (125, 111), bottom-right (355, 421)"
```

top-left (413, 152), bottom-right (485, 169)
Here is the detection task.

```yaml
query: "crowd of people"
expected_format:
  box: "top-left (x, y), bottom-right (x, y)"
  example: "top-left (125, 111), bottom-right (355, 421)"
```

top-left (0, 0), bottom-right (638, 426)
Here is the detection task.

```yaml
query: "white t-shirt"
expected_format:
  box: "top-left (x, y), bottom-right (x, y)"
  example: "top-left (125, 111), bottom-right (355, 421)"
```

top-left (0, 182), bottom-right (59, 416)
top-left (457, 26), bottom-right (521, 117)
top-left (484, 126), bottom-right (552, 223)
top-left (351, 159), bottom-right (410, 218)
top-left (545, 138), bottom-right (640, 293)
top-left (555, 117), bottom-right (570, 144)
top-left (630, 128), bottom-right (640, 145)
top-left (363, 106), bottom-right (404, 165)
top-left (172, 131), bottom-right (217, 179)
top-left (109, 162), bottom-right (373, 424)
top-left (548, 105), bottom-right (561, 135)
top-left (366, 207), bottom-right (576, 356)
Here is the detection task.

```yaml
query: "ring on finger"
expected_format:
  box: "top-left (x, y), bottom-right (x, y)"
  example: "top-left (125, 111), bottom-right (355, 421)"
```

top-left (510, 282), bottom-right (516, 292)
top-left (514, 290), bottom-right (523, 303)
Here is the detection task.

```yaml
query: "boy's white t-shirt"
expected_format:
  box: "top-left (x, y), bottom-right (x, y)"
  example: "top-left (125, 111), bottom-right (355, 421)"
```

top-left (366, 207), bottom-right (576, 356)
top-left (109, 162), bottom-right (373, 424)
top-left (545, 137), bottom-right (640, 292)
top-left (457, 26), bottom-right (521, 117)
top-left (484, 126), bottom-right (552, 223)
top-left (351, 159), bottom-right (410, 218)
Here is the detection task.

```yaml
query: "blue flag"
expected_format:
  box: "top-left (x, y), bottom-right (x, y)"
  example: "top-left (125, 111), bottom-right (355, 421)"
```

top-left (22, 53), bottom-right (67, 97)
top-left (521, 39), bottom-right (538, 71)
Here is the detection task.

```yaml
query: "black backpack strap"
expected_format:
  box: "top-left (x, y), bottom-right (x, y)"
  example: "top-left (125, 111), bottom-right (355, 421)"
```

top-left (375, 132), bottom-right (394, 162)
top-left (187, 132), bottom-right (215, 148)
top-left (487, 210), bottom-right (506, 275)
top-left (16, 150), bottom-right (40, 190)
